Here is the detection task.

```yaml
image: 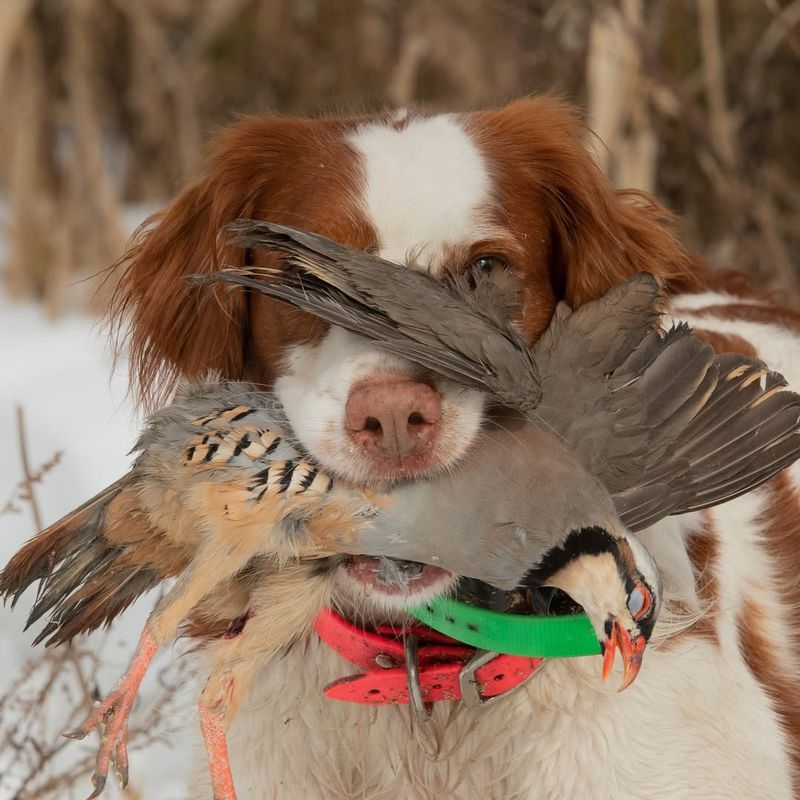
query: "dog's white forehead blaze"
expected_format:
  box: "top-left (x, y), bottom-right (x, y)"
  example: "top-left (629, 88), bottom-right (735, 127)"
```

top-left (348, 114), bottom-right (493, 272)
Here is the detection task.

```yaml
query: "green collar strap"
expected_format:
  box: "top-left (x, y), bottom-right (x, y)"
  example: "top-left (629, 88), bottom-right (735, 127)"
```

top-left (410, 596), bottom-right (601, 658)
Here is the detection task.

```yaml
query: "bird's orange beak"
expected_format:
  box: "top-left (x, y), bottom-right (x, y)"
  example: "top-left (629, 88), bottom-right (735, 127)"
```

top-left (601, 620), bottom-right (646, 691)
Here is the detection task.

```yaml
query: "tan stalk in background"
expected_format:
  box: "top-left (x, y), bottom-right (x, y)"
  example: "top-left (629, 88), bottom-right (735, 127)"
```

top-left (587, 0), bottom-right (657, 193)
top-left (0, 1), bottom-right (797, 313)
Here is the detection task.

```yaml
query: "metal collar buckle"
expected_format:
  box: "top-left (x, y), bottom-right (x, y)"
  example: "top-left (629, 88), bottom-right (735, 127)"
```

top-left (458, 649), bottom-right (501, 708)
top-left (403, 635), bottom-right (542, 719)
top-left (459, 649), bottom-right (541, 709)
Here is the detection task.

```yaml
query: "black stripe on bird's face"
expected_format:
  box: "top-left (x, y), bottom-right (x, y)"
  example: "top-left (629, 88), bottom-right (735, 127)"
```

top-left (527, 527), bottom-right (633, 589)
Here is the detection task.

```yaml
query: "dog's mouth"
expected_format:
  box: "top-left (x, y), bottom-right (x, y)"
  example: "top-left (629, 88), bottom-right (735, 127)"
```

top-left (337, 556), bottom-right (584, 617)
top-left (341, 555), bottom-right (453, 596)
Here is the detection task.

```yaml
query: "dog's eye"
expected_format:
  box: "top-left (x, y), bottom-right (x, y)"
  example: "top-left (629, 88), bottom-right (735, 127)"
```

top-left (470, 256), bottom-right (507, 275)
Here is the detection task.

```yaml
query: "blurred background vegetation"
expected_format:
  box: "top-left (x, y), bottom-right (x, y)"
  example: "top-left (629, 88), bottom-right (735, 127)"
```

top-left (0, 4), bottom-right (798, 795)
top-left (0, 0), bottom-right (798, 317)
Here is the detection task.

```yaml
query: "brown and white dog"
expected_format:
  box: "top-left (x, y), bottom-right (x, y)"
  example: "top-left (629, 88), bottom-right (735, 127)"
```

top-left (112, 97), bottom-right (800, 799)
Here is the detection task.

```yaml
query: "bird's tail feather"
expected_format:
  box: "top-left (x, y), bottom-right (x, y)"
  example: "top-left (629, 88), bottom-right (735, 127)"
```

top-left (0, 479), bottom-right (128, 610)
top-left (0, 478), bottom-right (176, 646)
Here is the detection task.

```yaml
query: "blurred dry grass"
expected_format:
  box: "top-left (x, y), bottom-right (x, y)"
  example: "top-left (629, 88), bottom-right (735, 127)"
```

top-left (0, 0), bottom-right (798, 315)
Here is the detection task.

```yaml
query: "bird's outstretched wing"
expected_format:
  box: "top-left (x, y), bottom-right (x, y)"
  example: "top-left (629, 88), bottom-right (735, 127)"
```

top-left (533, 295), bottom-right (800, 529)
top-left (211, 221), bottom-right (800, 532)
top-left (200, 218), bottom-right (543, 411)
top-left (610, 352), bottom-right (800, 530)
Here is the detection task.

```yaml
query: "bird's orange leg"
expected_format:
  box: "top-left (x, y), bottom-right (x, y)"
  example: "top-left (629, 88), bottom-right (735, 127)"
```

top-left (195, 614), bottom-right (265, 800)
top-left (199, 691), bottom-right (239, 800)
top-left (65, 544), bottom-right (259, 797)
top-left (193, 559), bottom-right (334, 800)
top-left (115, 720), bottom-right (130, 790)
top-left (65, 627), bottom-right (157, 798)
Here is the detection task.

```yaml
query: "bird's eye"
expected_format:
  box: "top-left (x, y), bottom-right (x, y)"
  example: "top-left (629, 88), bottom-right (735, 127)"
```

top-left (627, 582), bottom-right (652, 620)
top-left (470, 256), bottom-right (507, 275)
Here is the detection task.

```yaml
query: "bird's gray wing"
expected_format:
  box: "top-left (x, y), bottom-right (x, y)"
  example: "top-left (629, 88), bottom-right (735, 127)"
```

top-left (612, 354), bottom-right (800, 529)
top-left (532, 273), bottom-right (663, 381)
top-left (526, 273), bottom-right (664, 474)
top-left (198, 219), bottom-right (542, 411)
top-left (532, 294), bottom-right (800, 530)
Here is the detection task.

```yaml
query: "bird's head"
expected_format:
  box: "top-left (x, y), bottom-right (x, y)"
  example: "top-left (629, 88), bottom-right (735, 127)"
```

top-left (531, 526), bottom-right (660, 690)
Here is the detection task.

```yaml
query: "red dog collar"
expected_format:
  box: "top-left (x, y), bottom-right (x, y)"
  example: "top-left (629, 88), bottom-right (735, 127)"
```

top-left (314, 609), bottom-right (543, 710)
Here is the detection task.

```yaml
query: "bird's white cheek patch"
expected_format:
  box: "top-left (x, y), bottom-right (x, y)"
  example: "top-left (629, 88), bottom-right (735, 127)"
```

top-left (273, 326), bottom-right (485, 482)
top-left (548, 554), bottom-right (630, 643)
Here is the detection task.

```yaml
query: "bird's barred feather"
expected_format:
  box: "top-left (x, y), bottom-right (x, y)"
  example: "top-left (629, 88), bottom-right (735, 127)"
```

top-left (0, 382), bottom-right (345, 646)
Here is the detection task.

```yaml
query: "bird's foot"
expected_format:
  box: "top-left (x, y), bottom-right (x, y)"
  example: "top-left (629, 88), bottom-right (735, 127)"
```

top-left (199, 694), bottom-right (238, 800)
top-left (64, 629), bottom-right (157, 798)
top-left (64, 683), bottom-right (136, 798)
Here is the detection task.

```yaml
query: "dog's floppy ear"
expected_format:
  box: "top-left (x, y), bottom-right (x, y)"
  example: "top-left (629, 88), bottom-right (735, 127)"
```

top-left (109, 116), bottom-right (339, 409)
top-left (470, 97), bottom-right (703, 309)
top-left (542, 141), bottom-right (704, 308)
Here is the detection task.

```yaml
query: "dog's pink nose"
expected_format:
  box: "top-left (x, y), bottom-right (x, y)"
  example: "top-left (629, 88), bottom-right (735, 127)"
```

top-left (345, 380), bottom-right (442, 463)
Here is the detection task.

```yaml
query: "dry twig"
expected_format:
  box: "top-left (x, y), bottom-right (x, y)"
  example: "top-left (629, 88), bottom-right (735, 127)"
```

top-left (13, 405), bottom-right (45, 532)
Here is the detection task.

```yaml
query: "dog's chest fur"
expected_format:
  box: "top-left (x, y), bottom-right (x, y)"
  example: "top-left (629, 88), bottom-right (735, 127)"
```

top-left (188, 596), bottom-right (791, 799)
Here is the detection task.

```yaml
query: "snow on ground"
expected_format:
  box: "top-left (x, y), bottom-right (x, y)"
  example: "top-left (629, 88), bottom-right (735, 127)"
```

top-left (0, 293), bottom-right (195, 797)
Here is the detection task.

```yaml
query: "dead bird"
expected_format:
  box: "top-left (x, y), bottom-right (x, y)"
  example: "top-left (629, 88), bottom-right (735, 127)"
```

top-left (0, 384), bottom-right (373, 798)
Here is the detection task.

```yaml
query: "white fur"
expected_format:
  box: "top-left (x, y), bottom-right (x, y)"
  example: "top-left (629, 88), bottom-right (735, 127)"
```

top-left (348, 114), bottom-right (495, 271)
top-left (271, 116), bottom-right (500, 490)
top-left (668, 290), bottom-right (762, 311)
